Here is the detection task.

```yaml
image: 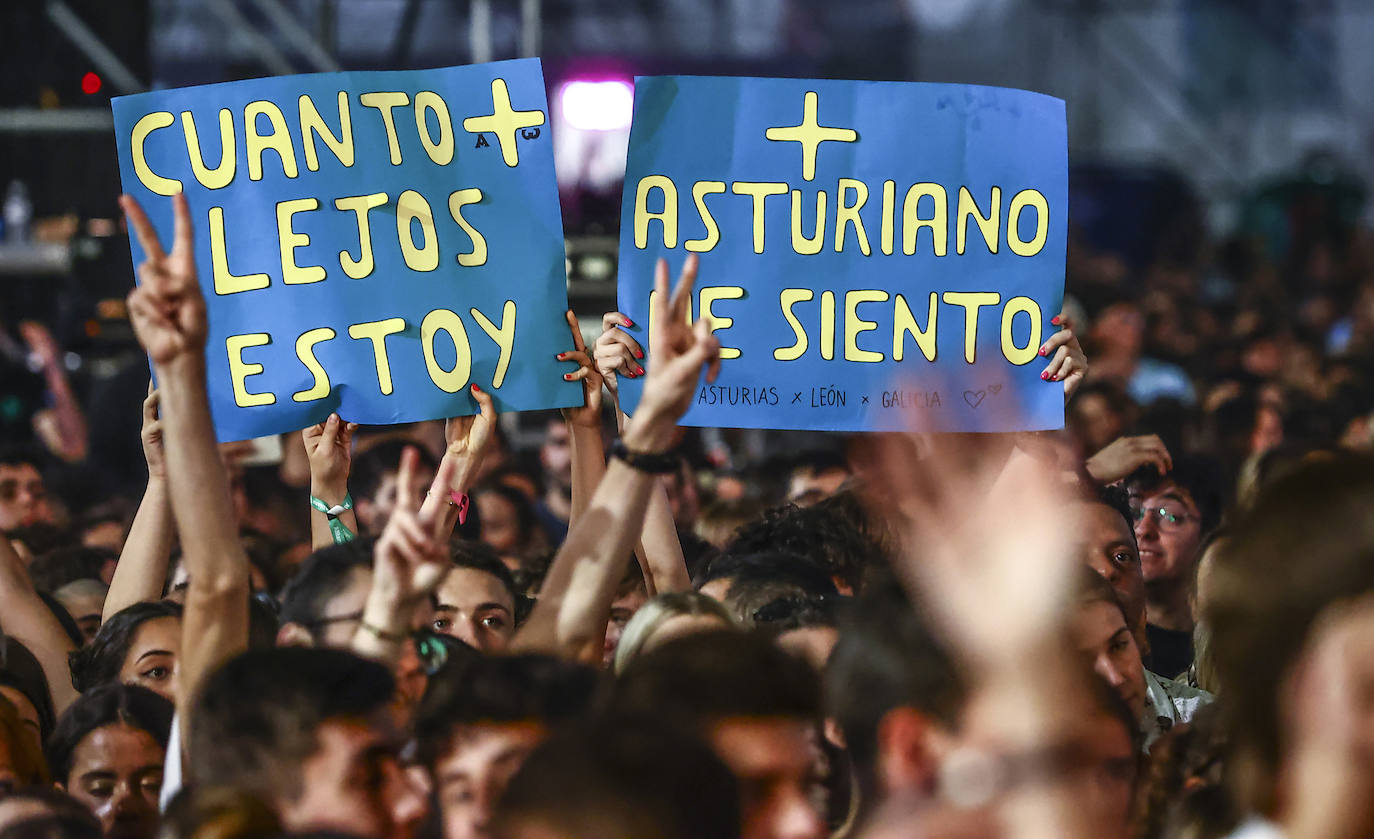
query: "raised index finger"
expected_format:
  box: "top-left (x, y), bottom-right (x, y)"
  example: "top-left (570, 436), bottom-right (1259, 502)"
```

top-left (118, 194), bottom-right (167, 263)
top-left (171, 192), bottom-right (194, 263)
top-left (668, 253), bottom-right (699, 320)
top-left (396, 445), bottom-right (419, 513)
top-left (564, 310), bottom-right (588, 353)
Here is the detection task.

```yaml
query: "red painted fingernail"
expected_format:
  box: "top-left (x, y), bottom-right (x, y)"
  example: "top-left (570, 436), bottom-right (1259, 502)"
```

top-left (624, 318), bottom-right (635, 327)
top-left (1041, 371), bottom-right (1049, 380)
top-left (1038, 347), bottom-right (1047, 357)
top-left (563, 373), bottom-right (573, 381)
top-left (636, 367), bottom-right (645, 376)
top-left (634, 349), bottom-right (644, 359)
top-left (471, 384), bottom-right (481, 392)
top-left (556, 352), bottom-right (565, 360)
top-left (1051, 374), bottom-right (1059, 381)
top-left (1052, 316), bottom-right (1061, 325)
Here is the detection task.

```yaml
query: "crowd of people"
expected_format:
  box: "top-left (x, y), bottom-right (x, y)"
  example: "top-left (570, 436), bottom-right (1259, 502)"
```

top-left (0, 174), bottom-right (1371, 839)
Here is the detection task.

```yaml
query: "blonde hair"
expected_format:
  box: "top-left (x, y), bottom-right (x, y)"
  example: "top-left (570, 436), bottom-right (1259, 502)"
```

top-left (613, 592), bottom-right (734, 674)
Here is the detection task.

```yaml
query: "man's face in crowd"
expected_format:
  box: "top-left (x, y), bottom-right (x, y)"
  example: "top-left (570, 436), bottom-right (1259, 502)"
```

top-left (707, 717), bottom-right (825, 839)
top-left (603, 587), bottom-right (648, 667)
top-left (118, 616), bottom-right (181, 703)
top-left (0, 463), bottom-right (51, 531)
top-left (280, 714), bottom-right (425, 839)
top-left (435, 722), bottom-right (546, 839)
top-left (57, 584), bottom-right (107, 643)
top-left (431, 568), bottom-right (516, 653)
top-left (310, 566), bottom-right (376, 649)
top-left (1070, 711), bottom-right (1138, 837)
top-left (360, 465), bottom-right (437, 534)
top-left (1075, 502), bottom-right (1145, 631)
top-left (63, 723), bottom-right (164, 839)
top-left (1130, 483), bottom-right (1202, 587)
top-left (1071, 600), bottom-right (1146, 722)
top-left (660, 465), bottom-right (701, 528)
top-left (539, 422), bottom-right (572, 494)
top-left (475, 491), bottom-right (521, 555)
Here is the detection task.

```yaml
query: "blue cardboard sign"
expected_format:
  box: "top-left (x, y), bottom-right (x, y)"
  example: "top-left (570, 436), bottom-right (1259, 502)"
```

top-left (616, 76), bottom-right (1067, 432)
top-left (113, 58), bottom-right (579, 442)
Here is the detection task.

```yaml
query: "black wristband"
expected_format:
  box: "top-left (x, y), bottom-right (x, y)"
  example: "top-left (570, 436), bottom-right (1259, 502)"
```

top-left (609, 439), bottom-right (679, 474)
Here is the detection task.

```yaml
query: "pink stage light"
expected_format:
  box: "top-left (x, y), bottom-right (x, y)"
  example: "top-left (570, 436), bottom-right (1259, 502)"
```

top-left (559, 80), bottom-right (634, 131)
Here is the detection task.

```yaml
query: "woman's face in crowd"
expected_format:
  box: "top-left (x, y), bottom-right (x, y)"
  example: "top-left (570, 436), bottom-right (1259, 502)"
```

top-left (1072, 600), bottom-right (1146, 722)
top-left (63, 723), bottom-right (165, 839)
top-left (117, 616), bottom-right (181, 702)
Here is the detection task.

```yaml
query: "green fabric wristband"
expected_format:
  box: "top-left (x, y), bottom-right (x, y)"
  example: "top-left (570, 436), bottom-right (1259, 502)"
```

top-left (310, 493), bottom-right (356, 544)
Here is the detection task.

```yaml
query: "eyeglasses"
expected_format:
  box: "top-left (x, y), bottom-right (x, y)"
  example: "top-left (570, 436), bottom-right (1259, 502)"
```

top-left (1130, 505), bottom-right (1194, 531)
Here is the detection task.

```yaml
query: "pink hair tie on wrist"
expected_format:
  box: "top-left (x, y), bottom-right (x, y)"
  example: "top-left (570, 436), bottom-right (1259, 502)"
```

top-left (450, 491), bottom-right (470, 525)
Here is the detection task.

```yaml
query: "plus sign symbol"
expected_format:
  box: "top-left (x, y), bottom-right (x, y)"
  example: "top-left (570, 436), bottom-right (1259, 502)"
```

top-left (765, 90), bottom-right (858, 182)
top-left (463, 78), bottom-right (546, 167)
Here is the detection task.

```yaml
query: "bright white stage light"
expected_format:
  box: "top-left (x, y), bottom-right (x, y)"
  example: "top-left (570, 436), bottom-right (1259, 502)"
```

top-left (559, 80), bottom-right (634, 132)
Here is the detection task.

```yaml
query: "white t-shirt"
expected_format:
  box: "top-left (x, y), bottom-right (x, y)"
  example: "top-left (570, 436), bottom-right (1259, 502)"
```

top-left (160, 712), bottom-right (183, 812)
top-left (1220, 817), bottom-right (1286, 839)
top-left (1141, 669), bottom-right (1213, 752)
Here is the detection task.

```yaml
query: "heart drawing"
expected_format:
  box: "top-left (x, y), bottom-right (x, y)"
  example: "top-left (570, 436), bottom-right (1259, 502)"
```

top-left (963, 390), bottom-right (986, 409)
top-left (988, 383), bottom-right (1002, 395)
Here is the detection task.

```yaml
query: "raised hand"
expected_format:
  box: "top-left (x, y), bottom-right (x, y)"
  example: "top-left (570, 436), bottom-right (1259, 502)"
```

top-left (120, 193), bottom-right (207, 367)
top-left (372, 446), bottom-right (448, 608)
top-left (592, 311), bottom-right (645, 396)
top-left (303, 413), bottom-right (358, 499)
top-left (625, 255), bottom-right (720, 454)
top-left (443, 382), bottom-right (496, 481)
top-left (141, 383), bottom-right (166, 480)
top-left (559, 310), bottom-right (605, 428)
top-left (1084, 434), bottom-right (1172, 485)
top-left (1038, 312), bottom-right (1088, 402)
top-left (869, 432), bottom-right (1078, 672)
top-left (18, 321), bottom-right (61, 370)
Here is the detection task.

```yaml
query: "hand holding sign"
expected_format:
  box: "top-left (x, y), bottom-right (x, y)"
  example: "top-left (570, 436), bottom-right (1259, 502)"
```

top-left (559, 310), bottom-right (605, 429)
top-left (593, 311), bottom-right (644, 398)
top-left (122, 193), bottom-right (207, 369)
top-left (302, 413), bottom-right (357, 500)
top-left (1038, 312), bottom-right (1088, 401)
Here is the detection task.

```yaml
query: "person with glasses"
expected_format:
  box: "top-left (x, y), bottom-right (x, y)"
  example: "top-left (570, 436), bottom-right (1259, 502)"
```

top-left (1128, 457), bottom-right (1222, 679)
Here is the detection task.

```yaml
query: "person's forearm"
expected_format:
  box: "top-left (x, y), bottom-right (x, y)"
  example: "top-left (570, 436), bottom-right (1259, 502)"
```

top-left (42, 362), bottom-right (88, 462)
top-left (511, 457), bottom-right (656, 663)
top-left (155, 354), bottom-right (250, 709)
top-left (419, 449), bottom-right (485, 541)
top-left (0, 535), bottom-right (79, 713)
top-left (104, 477), bottom-right (175, 619)
top-left (615, 404), bottom-right (690, 594)
top-left (569, 424), bottom-right (606, 525)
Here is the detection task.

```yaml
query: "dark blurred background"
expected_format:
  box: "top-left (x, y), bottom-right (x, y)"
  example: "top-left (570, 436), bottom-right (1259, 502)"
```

top-left (2, 0), bottom-right (1372, 498)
